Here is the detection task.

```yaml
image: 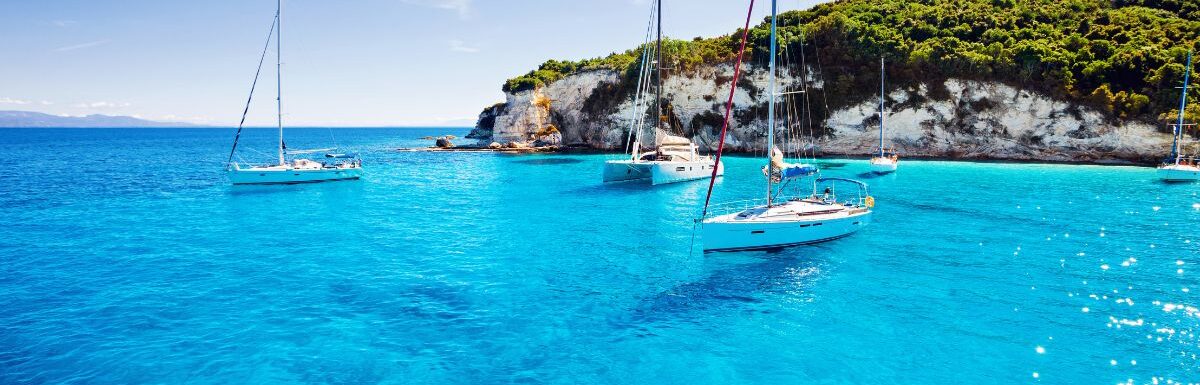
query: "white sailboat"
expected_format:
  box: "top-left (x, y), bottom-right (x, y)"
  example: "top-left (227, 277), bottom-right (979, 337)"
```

top-left (869, 57), bottom-right (899, 174)
top-left (226, 0), bottom-right (362, 185)
top-left (701, 0), bottom-right (873, 253)
top-left (602, 0), bottom-right (724, 185)
top-left (1158, 50), bottom-right (1199, 182)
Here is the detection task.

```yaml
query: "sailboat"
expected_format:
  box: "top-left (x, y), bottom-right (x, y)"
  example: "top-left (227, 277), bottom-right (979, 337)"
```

top-left (869, 58), bottom-right (899, 174)
top-left (1158, 50), bottom-right (1199, 182)
top-left (700, 0), bottom-right (873, 253)
top-left (226, 0), bottom-right (362, 185)
top-left (602, 0), bottom-right (724, 185)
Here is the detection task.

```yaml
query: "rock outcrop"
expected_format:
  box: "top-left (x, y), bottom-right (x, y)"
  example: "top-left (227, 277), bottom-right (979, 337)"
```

top-left (469, 65), bottom-right (1171, 164)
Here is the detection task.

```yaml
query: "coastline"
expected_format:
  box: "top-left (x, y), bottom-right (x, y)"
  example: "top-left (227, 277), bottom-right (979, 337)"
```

top-left (398, 145), bottom-right (1156, 167)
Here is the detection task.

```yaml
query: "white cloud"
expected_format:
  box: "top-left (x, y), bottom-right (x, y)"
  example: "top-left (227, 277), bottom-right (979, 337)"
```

top-left (53, 39), bottom-right (110, 52)
top-left (74, 101), bottom-right (131, 109)
top-left (449, 39), bottom-right (479, 53)
top-left (51, 20), bottom-right (77, 27)
top-left (0, 97), bottom-right (30, 105)
top-left (401, 0), bottom-right (472, 19)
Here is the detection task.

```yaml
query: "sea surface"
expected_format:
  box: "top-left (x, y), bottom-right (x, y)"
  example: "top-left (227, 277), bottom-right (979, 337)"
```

top-left (1, 127), bottom-right (1199, 384)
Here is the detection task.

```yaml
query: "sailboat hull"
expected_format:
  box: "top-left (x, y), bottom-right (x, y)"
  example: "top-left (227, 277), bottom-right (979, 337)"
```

top-left (603, 159), bottom-right (723, 185)
top-left (602, 160), bottom-right (653, 183)
top-left (1158, 164), bottom-right (1200, 182)
top-left (228, 165), bottom-right (363, 185)
top-left (650, 160), bottom-right (724, 185)
top-left (703, 201), bottom-right (871, 252)
top-left (869, 158), bottom-right (898, 174)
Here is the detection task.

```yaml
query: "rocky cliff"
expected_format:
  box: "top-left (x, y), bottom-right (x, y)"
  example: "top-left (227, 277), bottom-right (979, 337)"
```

top-left (467, 64), bottom-right (1170, 164)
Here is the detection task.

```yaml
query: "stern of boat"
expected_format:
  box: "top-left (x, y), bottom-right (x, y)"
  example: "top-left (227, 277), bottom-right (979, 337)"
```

top-left (1158, 164), bottom-right (1200, 182)
top-left (869, 157), bottom-right (898, 174)
top-left (603, 160), bottom-right (653, 183)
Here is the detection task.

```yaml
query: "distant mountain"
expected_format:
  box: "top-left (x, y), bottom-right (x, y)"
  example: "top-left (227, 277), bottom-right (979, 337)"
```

top-left (0, 111), bottom-right (200, 128)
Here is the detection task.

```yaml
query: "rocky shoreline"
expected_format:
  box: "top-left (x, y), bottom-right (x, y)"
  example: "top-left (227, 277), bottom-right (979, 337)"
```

top-left (405, 139), bottom-right (1152, 166)
top-left (464, 66), bottom-right (1173, 166)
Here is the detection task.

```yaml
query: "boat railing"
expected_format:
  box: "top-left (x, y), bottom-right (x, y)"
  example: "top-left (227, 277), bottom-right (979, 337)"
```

top-left (229, 157), bottom-right (360, 170)
top-left (702, 198), bottom-right (772, 218)
top-left (816, 177), bottom-right (871, 208)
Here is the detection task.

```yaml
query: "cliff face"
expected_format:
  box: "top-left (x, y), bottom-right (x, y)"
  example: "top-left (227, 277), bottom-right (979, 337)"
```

top-left (469, 65), bottom-right (1170, 164)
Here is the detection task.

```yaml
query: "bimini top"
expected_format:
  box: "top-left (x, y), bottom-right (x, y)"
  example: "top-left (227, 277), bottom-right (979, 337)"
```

top-left (817, 177), bottom-right (870, 190)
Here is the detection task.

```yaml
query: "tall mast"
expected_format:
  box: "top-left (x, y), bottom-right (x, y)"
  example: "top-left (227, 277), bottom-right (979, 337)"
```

top-left (276, 0), bottom-right (284, 165)
top-left (879, 57), bottom-right (885, 156)
top-left (1173, 50), bottom-right (1193, 164)
top-left (766, 0), bottom-right (777, 206)
top-left (654, 0), bottom-right (663, 147)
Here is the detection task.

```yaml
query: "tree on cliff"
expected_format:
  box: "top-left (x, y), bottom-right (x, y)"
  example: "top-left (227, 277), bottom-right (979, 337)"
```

top-left (501, 0), bottom-right (1200, 126)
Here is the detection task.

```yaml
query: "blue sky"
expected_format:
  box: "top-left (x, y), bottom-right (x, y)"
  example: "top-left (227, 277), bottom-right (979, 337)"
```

top-left (0, 0), bottom-right (823, 127)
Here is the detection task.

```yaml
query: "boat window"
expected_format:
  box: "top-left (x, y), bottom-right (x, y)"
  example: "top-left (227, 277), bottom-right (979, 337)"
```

top-left (751, 230), bottom-right (765, 234)
top-left (799, 224), bottom-right (811, 228)
top-left (813, 223), bottom-right (823, 226)
top-left (676, 167), bottom-right (686, 171)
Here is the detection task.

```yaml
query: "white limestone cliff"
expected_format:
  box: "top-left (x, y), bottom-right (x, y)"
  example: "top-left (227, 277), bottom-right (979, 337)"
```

top-left (470, 66), bottom-right (1169, 164)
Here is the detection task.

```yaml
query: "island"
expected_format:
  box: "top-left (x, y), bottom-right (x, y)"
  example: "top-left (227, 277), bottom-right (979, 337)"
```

top-left (465, 0), bottom-right (1199, 164)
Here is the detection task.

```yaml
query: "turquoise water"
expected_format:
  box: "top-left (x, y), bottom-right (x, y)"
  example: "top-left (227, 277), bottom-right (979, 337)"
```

top-left (2, 127), bottom-right (1199, 384)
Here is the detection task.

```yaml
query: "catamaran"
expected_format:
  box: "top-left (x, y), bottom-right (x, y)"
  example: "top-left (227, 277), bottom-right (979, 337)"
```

top-left (1158, 50), bottom-right (1199, 182)
top-left (869, 58), bottom-right (899, 174)
top-left (698, 0), bottom-right (873, 253)
top-left (226, 0), bottom-right (362, 185)
top-left (602, 0), bottom-right (724, 185)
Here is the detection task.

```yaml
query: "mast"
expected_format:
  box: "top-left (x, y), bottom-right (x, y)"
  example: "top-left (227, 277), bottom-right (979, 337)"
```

top-left (766, 0), bottom-right (777, 206)
top-left (1173, 50), bottom-right (1193, 164)
top-left (276, 0), bottom-right (285, 165)
top-left (879, 57), bottom-right (885, 156)
top-left (654, 0), bottom-right (663, 147)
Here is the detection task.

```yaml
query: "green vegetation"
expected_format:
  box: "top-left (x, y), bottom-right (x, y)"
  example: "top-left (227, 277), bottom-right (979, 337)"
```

top-left (503, 0), bottom-right (1200, 123)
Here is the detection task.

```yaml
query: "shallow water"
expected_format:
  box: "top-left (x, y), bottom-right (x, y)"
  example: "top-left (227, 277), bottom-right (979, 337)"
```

top-left (1, 127), bottom-right (1198, 384)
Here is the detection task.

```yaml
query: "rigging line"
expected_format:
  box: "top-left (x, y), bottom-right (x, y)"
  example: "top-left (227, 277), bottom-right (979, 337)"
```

top-left (783, 42), bottom-right (804, 165)
top-left (227, 11), bottom-right (279, 167)
top-left (799, 28), bottom-right (816, 163)
top-left (633, 48), bottom-right (656, 150)
top-left (654, 0), bottom-right (663, 147)
top-left (801, 27), bottom-right (811, 161)
top-left (632, 41), bottom-right (656, 152)
top-left (276, 0), bottom-right (284, 165)
top-left (631, 6), bottom-right (658, 153)
top-left (624, 1), bottom-right (659, 156)
top-left (625, 43), bottom-right (650, 155)
top-left (699, 0), bottom-right (756, 219)
top-left (811, 31), bottom-right (832, 140)
top-left (779, 43), bottom-right (796, 162)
